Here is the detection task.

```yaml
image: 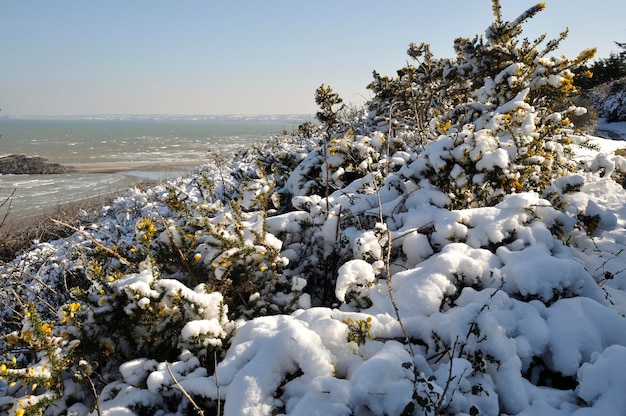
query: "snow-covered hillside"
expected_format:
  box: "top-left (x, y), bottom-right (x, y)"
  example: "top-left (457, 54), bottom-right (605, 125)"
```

top-left (3, 2), bottom-right (626, 415)
top-left (2, 127), bottom-right (626, 415)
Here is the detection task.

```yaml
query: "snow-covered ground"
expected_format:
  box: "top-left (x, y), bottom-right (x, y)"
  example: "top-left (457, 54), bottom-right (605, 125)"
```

top-left (596, 118), bottom-right (626, 141)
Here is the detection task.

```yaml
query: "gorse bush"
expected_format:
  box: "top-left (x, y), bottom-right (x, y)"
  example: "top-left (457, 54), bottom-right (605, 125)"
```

top-left (364, 1), bottom-right (596, 208)
top-left (3, 1), bottom-right (626, 415)
top-left (0, 145), bottom-right (305, 413)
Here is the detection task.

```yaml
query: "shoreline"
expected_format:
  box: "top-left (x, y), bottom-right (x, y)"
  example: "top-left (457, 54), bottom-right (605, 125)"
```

top-left (0, 161), bottom-right (205, 250)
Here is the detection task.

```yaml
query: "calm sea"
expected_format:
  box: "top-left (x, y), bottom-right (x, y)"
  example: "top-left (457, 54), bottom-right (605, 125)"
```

top-left (0, 115), bottom-right (308, 223)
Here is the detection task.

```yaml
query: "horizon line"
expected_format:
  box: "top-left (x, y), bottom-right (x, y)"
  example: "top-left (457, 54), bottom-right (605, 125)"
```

top-left (0, 113), bottom-right (314, 119)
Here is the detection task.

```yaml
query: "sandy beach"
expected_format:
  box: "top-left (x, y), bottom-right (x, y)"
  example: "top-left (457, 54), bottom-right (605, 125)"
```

top-left (70, 160), bottom-right (203, 174)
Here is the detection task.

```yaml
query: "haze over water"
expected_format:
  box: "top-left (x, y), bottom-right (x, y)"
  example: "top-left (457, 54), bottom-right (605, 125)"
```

top-left (0, 115), bottom-right (307, 222)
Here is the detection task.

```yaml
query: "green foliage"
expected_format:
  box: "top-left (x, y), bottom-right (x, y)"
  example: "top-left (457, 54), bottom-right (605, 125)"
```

top-left (368, 3), bottom-right (594, 139)
top-left (342, 316), bottom-right (373, 346)
top-left (315, 84), bottom-right (344, 132)
top-left (297, 120), bottom-right (316, 139)
top-left (316, 84), bottom-right (346, 209)
top-left (575, 42), bottom-right (626, 123)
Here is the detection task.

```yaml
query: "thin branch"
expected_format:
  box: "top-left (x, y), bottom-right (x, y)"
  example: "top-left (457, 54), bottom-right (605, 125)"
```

top-left (0, 189), bottom-right (16, 229)
top-left (86, 375), bottom-right (102, 416)
top-left (436, 337), bottom-right (460, 411)
top-left (166, 361), bottom-right (205, 416)
top-left (214, 351), bottom-right (221, 416)
top-left (50, 218), bottom-right (139, 273)
top-left (385, 228), bottom-right (413, 351)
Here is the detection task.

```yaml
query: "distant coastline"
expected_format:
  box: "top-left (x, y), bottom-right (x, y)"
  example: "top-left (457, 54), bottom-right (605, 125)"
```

top-left (0, 113), bottom-right (314, 123)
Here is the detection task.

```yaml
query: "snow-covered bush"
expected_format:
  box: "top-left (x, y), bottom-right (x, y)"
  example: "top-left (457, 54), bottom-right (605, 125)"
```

top-left (368, 3), bottom-right (595, 134)
top-left (3, 1), bottom-right (626, 415)
top-left (600, 80), bottom-right (626, 122)
top-left (367, 2), bottom-right (596, 209)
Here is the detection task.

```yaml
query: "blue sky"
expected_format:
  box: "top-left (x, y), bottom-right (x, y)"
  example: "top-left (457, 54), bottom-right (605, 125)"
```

top-left (1, 0), bottom-right (624, 116)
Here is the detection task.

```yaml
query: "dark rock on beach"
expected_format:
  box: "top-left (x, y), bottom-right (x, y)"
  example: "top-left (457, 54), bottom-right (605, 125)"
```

top-left (0, 154), bottom-right (77, 175)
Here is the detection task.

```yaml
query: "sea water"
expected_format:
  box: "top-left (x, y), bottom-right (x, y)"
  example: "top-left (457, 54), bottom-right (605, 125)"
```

top-left (0, 115), bottom-right (308, 222)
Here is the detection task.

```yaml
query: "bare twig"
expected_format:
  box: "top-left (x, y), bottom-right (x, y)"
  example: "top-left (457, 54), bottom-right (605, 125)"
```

top-left (50, 218), bottom-right (139, 273)
top-left (0, 267), bottom-right (59, 318)
top-left (436, 337), bottom-right (462, 411)
top-left (0, 188), bottom-right (16, 229)
top-left (10, 287), bottom-right (26, 319)
top-left (207, 147), bottom-right (233, 202)
top-left (165, 361), bottom-right (205, 416)
top-left (214, 351), bottom-right (221, 415)
top-left (86, 375), bottom-right (102, 416)
top-left (384, 228), bottom-right (413, 351)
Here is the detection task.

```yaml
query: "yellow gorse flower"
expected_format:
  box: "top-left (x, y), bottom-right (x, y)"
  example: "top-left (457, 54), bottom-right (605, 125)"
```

top-left (137, 217), bottom-right (158, 244)
top-left (102, 340), bottom-right (115, 356)
top-left (40, 323), bottom-right (53, 335)
top-left (342, 316), bottom-right (373, 345)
